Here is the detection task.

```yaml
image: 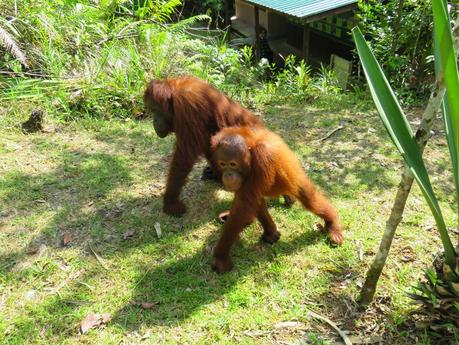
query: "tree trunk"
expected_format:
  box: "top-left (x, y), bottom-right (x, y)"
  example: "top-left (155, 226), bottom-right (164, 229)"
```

top-left (360, 16), bottom-right (459, 305)
top-left (360, 86), bottom-right (444, 305)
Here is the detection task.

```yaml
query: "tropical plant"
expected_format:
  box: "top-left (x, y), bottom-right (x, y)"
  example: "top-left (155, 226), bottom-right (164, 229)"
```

top-left (0, 23), bottom-right (28, 70)
top-left (357, 0), bottom-right (434, 101)
top-left (352, 0), bottom-right (458, 333)
top-left (181, 0), bottom-right (225, 26)
top-left (135, 0), bottom-right (182, 21)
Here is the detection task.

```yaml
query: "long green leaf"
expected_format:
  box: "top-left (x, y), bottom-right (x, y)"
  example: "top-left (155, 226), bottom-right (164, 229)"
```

top-left (352, 27), bottom-right (456, 267)
top-left (432, 0), bottom-right (459, 222)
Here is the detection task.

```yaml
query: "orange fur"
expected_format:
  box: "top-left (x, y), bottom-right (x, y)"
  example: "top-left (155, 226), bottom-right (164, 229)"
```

top-left (211, 126), bottom-right (344, 273)
top-left (143, 76), bottom-right (264, 216)
top-left (145, 76), bottom-right (263, 159)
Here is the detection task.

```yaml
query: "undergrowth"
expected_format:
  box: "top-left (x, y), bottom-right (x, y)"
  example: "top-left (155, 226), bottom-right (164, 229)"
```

top-left (0, 0), bottom-right (361, 130)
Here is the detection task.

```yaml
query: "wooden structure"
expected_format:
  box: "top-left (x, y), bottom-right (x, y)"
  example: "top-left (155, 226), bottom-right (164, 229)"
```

top-left (228, 0), bottom-right (358, 67)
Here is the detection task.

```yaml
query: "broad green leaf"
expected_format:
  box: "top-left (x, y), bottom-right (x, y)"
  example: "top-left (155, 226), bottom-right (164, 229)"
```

top-left (432, 0), bottom-right (459, 221)
top-left (442, 101), bottom-right (459, 210)
top-left (352, 27), bottom-right (456, 267)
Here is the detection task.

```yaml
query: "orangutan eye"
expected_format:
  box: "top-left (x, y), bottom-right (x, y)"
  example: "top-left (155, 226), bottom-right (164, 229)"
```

top-left (219, 161), bottom-right (226, 168)
top-left (229, 162), bottom-right (237, 168)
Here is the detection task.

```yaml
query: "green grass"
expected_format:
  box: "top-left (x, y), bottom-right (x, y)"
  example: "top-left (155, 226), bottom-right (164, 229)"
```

top-left (0, 103), bottom-right (456, 344)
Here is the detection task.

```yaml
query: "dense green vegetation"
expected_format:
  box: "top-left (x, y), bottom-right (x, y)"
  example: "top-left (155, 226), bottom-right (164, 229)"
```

top-left (0, 0), bottom-right (349, 129)
top-left (358, 0), bottom-right (435, 102)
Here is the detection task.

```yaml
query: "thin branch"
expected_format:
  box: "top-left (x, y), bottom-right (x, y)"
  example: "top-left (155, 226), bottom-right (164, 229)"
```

top-left (89, 245), bottom-right (109, 270)
top-left (0, 70), bottom-right (48, 78)
top-left (315, 123), bottom-right (345, 142)
top-left (308, 310), bottom-right (353, 345)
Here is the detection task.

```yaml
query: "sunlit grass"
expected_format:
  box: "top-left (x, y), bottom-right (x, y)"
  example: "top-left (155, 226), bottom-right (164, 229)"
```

top-left (0, 103), bottom-right (455, 344)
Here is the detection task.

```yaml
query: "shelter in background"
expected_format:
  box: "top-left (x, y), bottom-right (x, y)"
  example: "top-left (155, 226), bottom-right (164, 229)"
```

top-left (227, 0), bottom-right (358, 87)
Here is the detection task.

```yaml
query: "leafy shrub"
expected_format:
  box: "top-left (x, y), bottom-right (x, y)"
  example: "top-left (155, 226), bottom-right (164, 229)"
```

top-left (357, 0), bottom-right (434, 102)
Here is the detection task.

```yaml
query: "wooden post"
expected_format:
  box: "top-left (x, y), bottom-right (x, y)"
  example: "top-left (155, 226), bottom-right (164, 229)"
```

top-left (254, 6), bottom-right (260, 61)
top-left (303, 23), bottom-right (310, 62)
top-left (224, 0), bottom-right (230, 28)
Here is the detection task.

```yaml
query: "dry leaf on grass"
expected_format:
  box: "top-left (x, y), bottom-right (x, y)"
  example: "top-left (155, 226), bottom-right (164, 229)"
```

top-left (88, 245), bottom-right (109, 270)
top-left (123, 229), bottom-right (135, 240)
top-left (80, 313), bottom-right (111, 334)
top-left (154, 222), bottom-right (162, 238)
top-left (63, 232), bottom-right (72, 246)
top-left (348, 335), bottom-right (383, 344)
top-left (129, 301), bottom-right (160, 309)
top-left (218, 210), bottom-right (230, 223)
top-left (26, 244), bottom-right (47, 256)
top-left (26, 245), bottom-right (40, 255)
top-left (308, 310), bottom-right (352, 345)
top-left (140, 302), bottom-right (159, 309)
top-left (274, 321), bottom-right (305, 329)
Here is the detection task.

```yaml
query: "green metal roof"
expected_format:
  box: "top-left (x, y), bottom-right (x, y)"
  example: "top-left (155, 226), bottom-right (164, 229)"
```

top-left (244, 0), bottom-right (357, 18)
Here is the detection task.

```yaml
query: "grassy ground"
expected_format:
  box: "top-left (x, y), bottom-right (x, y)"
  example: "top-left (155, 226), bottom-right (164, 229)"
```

top-left (0, 101), bottom-right (456, 344)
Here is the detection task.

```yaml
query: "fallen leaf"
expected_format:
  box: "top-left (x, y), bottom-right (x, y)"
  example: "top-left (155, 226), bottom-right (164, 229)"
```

top-left (141, 302), bottom-right (159, 309)
top-left (274, 321), bottom-right (305, 329)
top-left (26, 245), bottom-right (40, 255)
top-left (26, 244), bottom-right (47, 256)
top-left (308, 310), bottom-right (352, 345)
top-left (80, 313), bottom-right (111, 334)
top-left (348, 335), bottom-right (383, 344)
top-left (243, 330), bottom-right (268, 337)
top-left (100, 314), bottom-right (111, 322)
top-left (129, 301), bottom-right (160, 309)
top-left (217, 210), bottom-right (230, 223)
top-left (63, 232), bottom-right (72, 246)
top-left (123, 229), bottom-right (135, 240)
top-left (89, 245), bottom-right (109, 270)
top-left (154, 222), bottom-right (162, 238)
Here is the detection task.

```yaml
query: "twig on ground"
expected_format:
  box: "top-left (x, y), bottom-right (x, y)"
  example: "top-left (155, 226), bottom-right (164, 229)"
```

top-left (46, 270), bottom-right (81, 296)
top-left (308, 310), bottom-right (353, 345)
top-left (89, 245), bottom-right (109, 270)
top-left (0, 70), bottom-right (48, 78)
top-left (315, 124), bottom-right (345, 142)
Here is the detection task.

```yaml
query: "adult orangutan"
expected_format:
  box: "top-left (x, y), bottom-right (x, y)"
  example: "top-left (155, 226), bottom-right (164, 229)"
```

top-left (210, 126), bottom-right (344, 273)
top-left (144, 76), bottom-right (293, 216)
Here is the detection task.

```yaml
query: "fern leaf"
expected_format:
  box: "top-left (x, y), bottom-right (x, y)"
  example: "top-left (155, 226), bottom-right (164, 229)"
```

top-left (170, 15), bottom-right (212, 30)
top-left (154, 0), bottom-right (182, 22)
top-left (0, 25), bottom-right (28, 68)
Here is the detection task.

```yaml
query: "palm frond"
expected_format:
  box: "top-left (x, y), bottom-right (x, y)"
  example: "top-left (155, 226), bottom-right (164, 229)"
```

top-left (0, 25), bottom-right (28, 68)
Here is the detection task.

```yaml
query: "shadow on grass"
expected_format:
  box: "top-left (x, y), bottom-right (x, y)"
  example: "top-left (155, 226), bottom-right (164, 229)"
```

top-left (0, 128), bottom-right (348, 338)
top-left (0, 149), bottom-right (129, 265)
top-left (27, 223), bottom-right (329, 333)
top-left (111, 229), bottom-right (326, 328)
top-left (0, 146), bottom-right (225, 274)
top-left (264, 108), bottom-right (399, 198)
top-left (3, 109), bottom-right (451, 341)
